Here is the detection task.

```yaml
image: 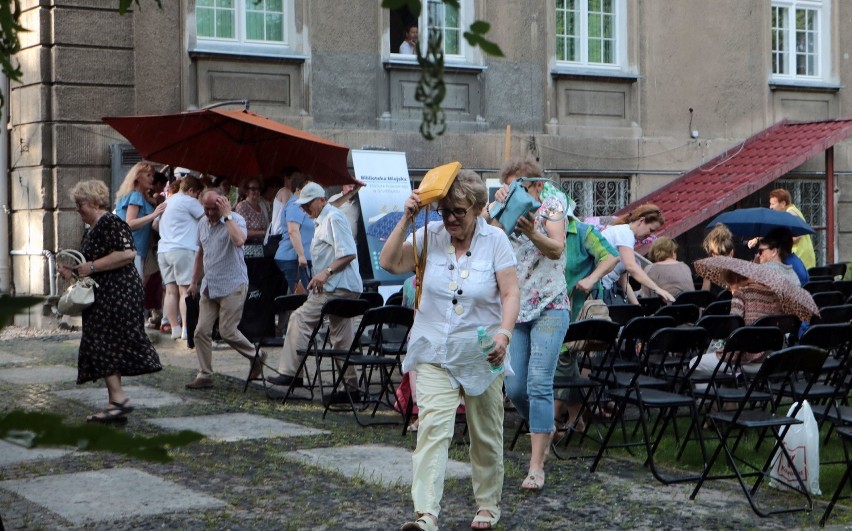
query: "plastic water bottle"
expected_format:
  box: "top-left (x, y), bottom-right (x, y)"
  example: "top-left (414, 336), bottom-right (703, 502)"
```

top-left (477, 326), bottom-right (503, 374)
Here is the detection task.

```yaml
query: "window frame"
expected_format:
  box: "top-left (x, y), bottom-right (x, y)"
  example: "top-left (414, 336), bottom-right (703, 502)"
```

top-left (193, 0), bottom-right (298, 57)
top-left (554, 0), bottom-right (628, 72)
top-left (388, 0), bottom-right (478, 64)
top-left (770, 0), bottom-right (831, 82)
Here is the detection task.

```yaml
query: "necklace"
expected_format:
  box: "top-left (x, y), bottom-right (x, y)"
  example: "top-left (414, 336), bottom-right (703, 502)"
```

top-left (446, 244), bottom-right (473, 315)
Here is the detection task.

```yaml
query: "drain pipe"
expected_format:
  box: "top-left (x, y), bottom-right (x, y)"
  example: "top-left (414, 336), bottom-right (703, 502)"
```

top-left (0, 70), bottom-right (10, 293)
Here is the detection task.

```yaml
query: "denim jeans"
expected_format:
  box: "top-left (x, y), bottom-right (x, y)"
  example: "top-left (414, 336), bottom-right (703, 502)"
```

top-left (275, 259), bottom-right (312, 293)
top-left (505, 309), bottom-right (570, 433)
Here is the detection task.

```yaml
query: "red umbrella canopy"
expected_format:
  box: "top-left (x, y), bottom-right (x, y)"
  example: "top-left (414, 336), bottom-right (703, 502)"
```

top-left (103, 108), bottom-right (356, 186)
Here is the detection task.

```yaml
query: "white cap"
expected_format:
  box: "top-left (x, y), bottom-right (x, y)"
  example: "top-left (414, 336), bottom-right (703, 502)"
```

top-left (296, 182), bottom-right (326, 204)
top-left (174, 167), bottom-right (192, 178)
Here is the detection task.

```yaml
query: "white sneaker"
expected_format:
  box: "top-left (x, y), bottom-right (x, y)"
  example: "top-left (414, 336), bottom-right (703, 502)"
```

top-left (171, 326), bottom-right (182, 340)
top-left (181, 328), bottom-right (188, 340)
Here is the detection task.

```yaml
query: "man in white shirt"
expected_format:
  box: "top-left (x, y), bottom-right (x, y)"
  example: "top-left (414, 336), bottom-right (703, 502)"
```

top-left (154, 176), bottom-right (204, 340)
top-left (269, 183), bottom-right (364, 401)
top-left (399, 22), bottom-right (418, 54)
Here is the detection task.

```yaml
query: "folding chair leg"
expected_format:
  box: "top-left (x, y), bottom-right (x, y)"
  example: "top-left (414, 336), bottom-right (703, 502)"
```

top-left (510, 420), bottom-right (528, 450)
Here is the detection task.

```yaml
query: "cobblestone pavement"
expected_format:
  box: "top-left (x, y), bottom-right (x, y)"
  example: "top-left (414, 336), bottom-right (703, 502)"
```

top-left (0, 326), bottom-right (845, 529)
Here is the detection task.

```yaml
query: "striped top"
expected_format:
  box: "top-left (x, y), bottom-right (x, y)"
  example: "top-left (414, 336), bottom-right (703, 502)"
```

top-left (719, 282), bottom-right (783, 364)
top-left (197, 212), bottom-right (249, 298)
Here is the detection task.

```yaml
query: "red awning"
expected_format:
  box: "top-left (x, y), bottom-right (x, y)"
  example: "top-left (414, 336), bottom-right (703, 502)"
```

top-left (615, 118), bottom-right (852, 252)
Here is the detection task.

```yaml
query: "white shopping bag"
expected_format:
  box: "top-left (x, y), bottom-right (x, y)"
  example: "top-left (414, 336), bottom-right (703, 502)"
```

top-left (768, 400), bottom-right (821, 495)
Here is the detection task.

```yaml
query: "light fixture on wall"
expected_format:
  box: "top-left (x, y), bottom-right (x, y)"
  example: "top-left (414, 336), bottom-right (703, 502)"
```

top-left (689, 108), bottom-right (699, 139)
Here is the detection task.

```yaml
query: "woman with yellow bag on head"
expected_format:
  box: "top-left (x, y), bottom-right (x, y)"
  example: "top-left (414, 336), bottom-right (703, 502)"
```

top-left (381, 167), bottom-right (519, 531)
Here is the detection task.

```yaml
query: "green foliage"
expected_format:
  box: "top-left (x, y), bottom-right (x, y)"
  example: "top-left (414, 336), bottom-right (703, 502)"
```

top-left (0, 0), bottom-right (25, 109)
top-left (0, 411), bottom-right (203, 463)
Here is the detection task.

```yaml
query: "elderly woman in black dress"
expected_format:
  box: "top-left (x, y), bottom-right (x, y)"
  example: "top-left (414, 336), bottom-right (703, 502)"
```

top-left (60, 180), bottom-right (161, 423)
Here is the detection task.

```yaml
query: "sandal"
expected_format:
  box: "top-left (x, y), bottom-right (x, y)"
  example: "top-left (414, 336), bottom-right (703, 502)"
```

top-left (591, 401), bottom-right (615, 420)
top-left (86, 399), bottom-right (133, 424)
top-left (521, 469), bottom-right (545, 491)
top-left (400, 514), bottom-right (437, 531)
top-left (471, 509), bottom-right (500, 529)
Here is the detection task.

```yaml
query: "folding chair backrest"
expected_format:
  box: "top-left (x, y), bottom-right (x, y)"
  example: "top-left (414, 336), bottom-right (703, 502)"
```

top-left (563, 318), bottom-right (620, 355)
top-left (355, 305), bottom-right (414, 354)
top-left (811, 304), bottom-right (852, 325)
top-left (804, 280), bottom-right (835, 294)
top-left (813, 291), bottom-right (845, 309)
top-left (830, 263), bottom-right (848, 279)
top-left (736, 346), bottom-right (829, 416)
top-left (722, 325), bottom-right (785, 356)
top-left (833, 280), bottom-right (852, 300)
top-left (274, 293), bottom-right (308, 313)
top-left (637, 296), bottom-right (664, 316)
top-left (607, 304), bottom-right (643, 326)
top-left (616, 315), bottom-right (677, 358)
top-left (695, 314), bottom-right (744, 341)
top-left (808, 266), bottom-right (833, 278)
top-left (308, 298), bottom-right (373, 349)
top-left (799, 322), bottom-right (852, 353)
top-left (645, 326), bottom-right (709, 383)
top-left (702, 299), bottom-right (731, 316)
top-left (715, 289), bottom-right (733, 301)
top-left (751, 314), bottom-right (801, 338)
top-left (674, 290), bottom-right (713, 308)
top-left (385, 292), bottom-right (404, 306)
top-left (654, 303), bottom-right (700, 326)
top-left (359, 291), bottom-right (385, 309)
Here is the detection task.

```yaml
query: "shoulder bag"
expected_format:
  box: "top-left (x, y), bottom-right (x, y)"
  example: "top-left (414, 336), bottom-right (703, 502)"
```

top-left (56, 250), bottom-right (98, 316)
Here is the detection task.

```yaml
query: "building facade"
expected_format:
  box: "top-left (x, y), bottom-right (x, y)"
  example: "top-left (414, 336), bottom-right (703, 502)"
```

top-left (8, 0), bottom-right (852, 297)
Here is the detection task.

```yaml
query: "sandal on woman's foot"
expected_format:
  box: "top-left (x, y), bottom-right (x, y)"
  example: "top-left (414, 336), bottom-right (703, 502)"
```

top-left (471, 509), bottom-right (499, 529)
top-left (521, 470), bottom-right (545, 491)
top-left (109, 399), bottom-right (134, 415)
top-left (86, 408), bottom-right (128, 424)
top-left (400, 514), bottom-right (437, 531)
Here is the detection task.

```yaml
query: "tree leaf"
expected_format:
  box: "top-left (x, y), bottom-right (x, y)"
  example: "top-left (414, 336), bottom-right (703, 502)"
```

top-left (464, 31), bottom-right (504, 57)
top-left (0, 411), bottom-right (204, 463)
top-left (443, 0), bottom-right (461, 9)
top-left (469, 20), bottom-right (490, 34)
top-left (118, 0), bottom-right (133, 14)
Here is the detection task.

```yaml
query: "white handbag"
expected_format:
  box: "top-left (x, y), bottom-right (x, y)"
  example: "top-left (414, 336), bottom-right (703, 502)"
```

top-left (56, 250), bottom-right (98, 316)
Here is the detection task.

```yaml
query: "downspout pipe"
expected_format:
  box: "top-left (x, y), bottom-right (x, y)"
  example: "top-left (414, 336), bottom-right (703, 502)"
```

top-left (0, 71), bottom-right (11, 293)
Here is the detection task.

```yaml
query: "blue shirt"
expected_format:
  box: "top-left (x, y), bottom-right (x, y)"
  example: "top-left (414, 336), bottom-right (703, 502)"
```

top-left (115, 190), bottom-right (155, 258)
top-left (784, 253), bottom-right (810, 285)
top-left (275, 196), bottom-right (315, 262)
top-left (197, 213), bottom-right (249, 298)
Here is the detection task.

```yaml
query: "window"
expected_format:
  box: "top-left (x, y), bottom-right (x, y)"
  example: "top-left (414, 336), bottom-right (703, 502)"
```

top-left (560, 177), bottom-right (630, 218)
top-left (195, 0), bottom-right (294, 55)
top-left (555, 0), bottom-right (625, 68)
top-left (771, 0), bottom-right (830, 80)
top-left (389, 1), bottom-right (472, 60)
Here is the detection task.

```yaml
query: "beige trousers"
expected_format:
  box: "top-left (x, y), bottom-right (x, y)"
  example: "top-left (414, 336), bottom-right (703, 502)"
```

top-left (410, 362), bottom-right (504, 519)
top-left (193, 284), bottom-right (255, 379)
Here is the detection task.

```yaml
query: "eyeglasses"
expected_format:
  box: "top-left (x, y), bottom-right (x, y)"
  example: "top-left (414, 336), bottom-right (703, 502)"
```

top-left (756, 247), bottom-right (773, 256)
top-left (436, 205), bottom-right (473, 220)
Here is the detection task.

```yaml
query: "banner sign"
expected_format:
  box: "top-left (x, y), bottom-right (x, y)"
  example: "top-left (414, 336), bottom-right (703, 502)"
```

top-left (352, 150), bottom-right (414, 282)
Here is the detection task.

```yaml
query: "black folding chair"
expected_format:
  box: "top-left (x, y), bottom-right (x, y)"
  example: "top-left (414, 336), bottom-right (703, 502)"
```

top-left (637, 296), bottom-right (664, 316)
top-left (695, 314), bottom-right (744, 345)
top-left (359, 291), bottom-right (385, 309)
top-left (808, 266), bottom-right (833, 278)
top-left (812, 291), bottom-right (844, 309)
top-left (702, 299), bottom-right (731, 316)
top-left (654, 303), bottom-right (700, 326)
top-left (245, 294), bottom-right (307, 393)
top-left (385, 292), bottom-right (404, 306)
top-left (323, 305), bottom-right (414, 426)
top-left (281, 297), bottom-right (372, 404)
top-left (830, 263), bottom-right (848, 279)
top-left (803, 280), bottom-right (835, 294)
top-left (690, 346), bottom-right (829, 517)
top-left (590, 327), bottom-right (709, 484)
top-left (674, 290), bottom-right (713, 309)
top-left (834, 280), bottom-right (852, 300)
top-left (606, 304), bottom-right (643, 326)
top-left (810, 304), bottom-right (852, 326)
top-left (715, 289), bottom-right (733, 302)
top-left (751, 314), bottom-right (800, 346)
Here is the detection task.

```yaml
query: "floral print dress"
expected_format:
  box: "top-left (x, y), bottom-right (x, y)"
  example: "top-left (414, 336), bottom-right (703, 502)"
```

top-left (76, 213), bottom-right (161, 384)
top-left (510, 195), bottom-right (569, 323)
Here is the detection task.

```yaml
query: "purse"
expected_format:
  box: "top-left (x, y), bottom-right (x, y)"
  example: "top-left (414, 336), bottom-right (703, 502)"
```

top-left (489, 177), bottom-right (567, 234)
top-left (243, 243), bottom-right (264, 259)
top-left (56, 250), bottom-right (98, 316)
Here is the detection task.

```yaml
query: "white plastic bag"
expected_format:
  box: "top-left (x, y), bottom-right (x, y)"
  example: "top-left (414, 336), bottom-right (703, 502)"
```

top-left (769, 400), bottom-right (821, 495)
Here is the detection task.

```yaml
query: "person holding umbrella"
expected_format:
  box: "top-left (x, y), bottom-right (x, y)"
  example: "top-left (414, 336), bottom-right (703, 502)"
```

top-left (745, 189), bottom-right (816, 269)
top-left (690, 255), bottom-right (819, 376)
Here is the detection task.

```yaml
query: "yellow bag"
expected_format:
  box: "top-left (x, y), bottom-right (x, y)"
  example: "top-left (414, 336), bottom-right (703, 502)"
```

top-left (417, 161), bottom-right (461, 205)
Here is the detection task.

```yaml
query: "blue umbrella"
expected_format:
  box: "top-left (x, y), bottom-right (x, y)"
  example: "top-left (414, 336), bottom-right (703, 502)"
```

top-left (366, 210), bottom-right (443, 241)
top-left (706, 207), bottom-right (815, 237)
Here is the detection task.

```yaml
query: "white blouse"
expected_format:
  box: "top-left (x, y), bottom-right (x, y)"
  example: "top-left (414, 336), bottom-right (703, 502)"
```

top-left (403, 217), bottom-right (517, 396)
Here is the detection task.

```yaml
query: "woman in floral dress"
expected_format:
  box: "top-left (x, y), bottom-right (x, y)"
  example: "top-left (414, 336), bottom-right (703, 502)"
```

top-left (494, 159), bottom-right (569, 492)
top-left (60, 180), bottom-right (161, 423)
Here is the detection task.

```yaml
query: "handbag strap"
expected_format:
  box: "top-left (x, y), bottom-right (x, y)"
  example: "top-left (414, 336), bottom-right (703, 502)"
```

top-left (56, 249), bottom-right (86, 266)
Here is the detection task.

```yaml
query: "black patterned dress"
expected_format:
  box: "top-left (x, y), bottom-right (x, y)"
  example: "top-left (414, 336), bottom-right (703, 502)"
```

top-left (76, 212), bottom-right (161, 384)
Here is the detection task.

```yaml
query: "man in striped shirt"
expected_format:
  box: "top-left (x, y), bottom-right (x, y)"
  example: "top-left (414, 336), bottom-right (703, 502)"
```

top-left (186, 188), bottom-right (263, 389)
